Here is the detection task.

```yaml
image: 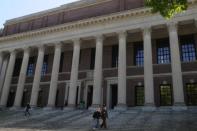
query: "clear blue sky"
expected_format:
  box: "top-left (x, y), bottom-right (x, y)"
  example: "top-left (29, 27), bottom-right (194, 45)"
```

top-left (0, 0), bottom-right (79, 28)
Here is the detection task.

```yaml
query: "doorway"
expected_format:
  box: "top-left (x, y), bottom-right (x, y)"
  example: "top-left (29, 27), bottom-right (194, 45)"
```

top-left (160, 85), bottom-right (172, 106)
top-left (87, 85), bottom-right (93, 108)
top-left (135, 86), bottom-right (144, 106)
top-left (37, 90), bottom-right (43, 107)
top-left (110, 84), bottom-right (117, 109)
top-left (55, 89), bottom-right (59, 107)
top-left (21, 91), bottom-right (28, 107)
top-left (7, 91), bottom-right (15, 107)
top-left (186, 83), bottom-right (197, 106)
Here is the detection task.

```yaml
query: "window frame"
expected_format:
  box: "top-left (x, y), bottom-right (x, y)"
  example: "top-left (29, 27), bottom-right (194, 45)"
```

top-left (156, 39), bottom-right (171, 64)
top-left (135, 85), bottom-right (144, 106)
top-left (134, 43), bottom-right (144, 67)
top-left (180, 35), bottom-right (197, 62)
top-left (111, 45), bottom-right (119, 68)
top-left (159, 84), bottom-right (173, 106)
top-left (186, 83), bottom-right (197, 106)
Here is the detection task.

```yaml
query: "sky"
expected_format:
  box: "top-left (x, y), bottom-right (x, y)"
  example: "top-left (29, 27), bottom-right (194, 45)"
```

top-left (0, 0), bottom-right (79, 28)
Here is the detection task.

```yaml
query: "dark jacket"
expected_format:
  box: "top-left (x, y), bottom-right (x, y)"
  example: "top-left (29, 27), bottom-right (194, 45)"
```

top-left (101, 109), bottom-right (108, 119)
top-left (93, 111), bottom-right (101, 119)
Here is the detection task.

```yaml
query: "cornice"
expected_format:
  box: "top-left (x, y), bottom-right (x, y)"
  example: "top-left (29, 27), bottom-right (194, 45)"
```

top-left (0, 7), bottom-right (152, 42)
top-left (1, 0), bottom-right (197, 43)
top-left (5, 0), bottom-right (112, 26)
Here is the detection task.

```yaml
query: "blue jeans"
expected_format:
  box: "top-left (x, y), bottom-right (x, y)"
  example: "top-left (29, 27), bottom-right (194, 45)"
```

top-left (93, 119), bottom-right (100, 128)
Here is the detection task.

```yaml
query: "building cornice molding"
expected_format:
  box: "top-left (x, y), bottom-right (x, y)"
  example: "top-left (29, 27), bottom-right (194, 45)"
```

top-left (0, 7), bottom-right (152, 42)
top-left (0, 0), bottom-right (197, 43)
top-left (5, 0), bottom-right (112, 26)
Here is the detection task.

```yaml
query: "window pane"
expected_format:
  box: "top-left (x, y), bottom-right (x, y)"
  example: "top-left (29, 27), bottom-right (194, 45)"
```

top-left (157, 39), bottom-right (170, 64)
top-left (181, 35), bottom-right (196, 62)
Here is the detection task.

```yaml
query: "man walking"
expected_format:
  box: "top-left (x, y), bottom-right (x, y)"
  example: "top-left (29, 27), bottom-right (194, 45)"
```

top-left (100, 105), bottom-right (108, 129)
top-left (25, 103), bottom-right (31, 117)
top-left (92, 107), bottom-right (101, 129)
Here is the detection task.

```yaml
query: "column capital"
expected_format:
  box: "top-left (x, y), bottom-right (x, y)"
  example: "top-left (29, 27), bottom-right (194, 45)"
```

top-left (72, 38), bottom-right (80, 47)
top-left (37, 45), bottom-right (45, 52)
top-left (142, 25), bottom-right (152, 36)
top-left (8, 49), bottom-right (17, 55)
top-left (117, 30), bottom-right (127, 38)
top-left (167, 21), bottom-right (178, 32)
top-left (95, 34), bottom-right (104, 43)
top-left (54, 42), bottom-right (62, 49)
top-left (22, 47), bottom-right (31, 53)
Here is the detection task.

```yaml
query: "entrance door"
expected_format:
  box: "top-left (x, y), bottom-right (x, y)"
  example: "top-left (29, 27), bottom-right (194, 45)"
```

top-left (21, 91), bottom-right (28, 107)
top-left (111, 84), bottom-right (117, 109)
top-left (186, 83), bottom-right (197, 106)
top-left (135, 86), bottom-right (144, 106)
top-left (87, 85), bottom-right (93, 108)
top-left (160, 85), bottom-right (172, 106)
top-left (37, 90), bottom-right (43, 107)
top-left (7, 91), bottom-right (15, 107)
top-left (55, 90), bottom-right (59, 107)
top-left (75, 86), bottom-right (79, 107)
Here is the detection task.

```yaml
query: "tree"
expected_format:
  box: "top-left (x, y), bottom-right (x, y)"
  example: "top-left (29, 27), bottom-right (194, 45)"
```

top-left (145, 0), bottom-right (188, 19)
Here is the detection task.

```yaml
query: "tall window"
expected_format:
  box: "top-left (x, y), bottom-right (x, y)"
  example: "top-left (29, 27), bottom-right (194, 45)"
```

top-left (186, 83), bottom-right (197, 106)
top-left (13, 58), bottom-right (22, 76)
top-left (27, 57), bottom-right (35, 76)
top-left (157, 39), bottom-right (171, 64)
top-left (160, 85), bottom-right (172, 106)
top-left (135, 86), bottom-right (144, 106)
top-left (59, 52), bottom-right (64, 72)
top-left (111, 45), bottom-right (118, 68)
top-left (90, 48), bottom-right (95, 70)
top-left (134, 43), bottom-right (144, 66)
top-left (41, 55), bottom-right (48, 76)
top-left (180, 35), bottom-right (196, 62)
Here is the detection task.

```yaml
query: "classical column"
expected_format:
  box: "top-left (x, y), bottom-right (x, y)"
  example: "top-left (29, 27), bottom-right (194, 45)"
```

top-left (117, 31), bottom-right (127, 109)
top-left (67, 39), bottom-right (80, 107)
top-left (0, 50), bottom-right (17, 107)
top-left (30, 45), bottom-right (45, 107)
top-left (92, 35), bottom-right (103, 108)
top-left (143, 26), bottom-right (155, 110)
top-left (13, 47), bottom-right (30, 108)
top-left (0, 56), bottom-right (9, 98)
top-left (47, 43), bottom-right (62, 108)
top-left (0, 52), bottom-right (3, 74)
top-left (168, 22), bottom-right (186, 109)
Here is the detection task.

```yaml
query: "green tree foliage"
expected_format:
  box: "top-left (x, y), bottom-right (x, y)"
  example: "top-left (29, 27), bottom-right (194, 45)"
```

top-left (145, 0), bottom-right (188, 19)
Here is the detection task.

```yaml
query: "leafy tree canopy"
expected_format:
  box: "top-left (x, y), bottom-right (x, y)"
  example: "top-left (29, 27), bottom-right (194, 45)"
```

top-left (145, 0), bottom-right (188, 19)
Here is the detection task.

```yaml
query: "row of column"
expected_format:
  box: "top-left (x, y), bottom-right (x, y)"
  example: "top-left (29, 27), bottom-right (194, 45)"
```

top-left (0, 21), bottom-right (185, 109)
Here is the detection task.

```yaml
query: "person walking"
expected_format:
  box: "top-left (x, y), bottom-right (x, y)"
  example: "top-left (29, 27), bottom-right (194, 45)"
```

top-left (25, 103), bottom-right (31, 117)
top-left (100, 105), bottom-right (108, 129)
top-left (92, 107), bottom-right (101, 130)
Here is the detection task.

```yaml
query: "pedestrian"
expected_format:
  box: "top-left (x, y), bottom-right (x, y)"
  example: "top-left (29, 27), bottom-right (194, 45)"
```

top-left (25, 103), bottom-right (31, 117)
top-left (92, 107), bottom-right (101, 130)
top-left (100, 105), bottom-right (108, 129)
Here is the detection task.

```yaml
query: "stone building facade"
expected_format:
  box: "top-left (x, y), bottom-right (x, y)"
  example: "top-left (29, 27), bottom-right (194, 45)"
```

top-left (0, 0), bottom-right (197, 110)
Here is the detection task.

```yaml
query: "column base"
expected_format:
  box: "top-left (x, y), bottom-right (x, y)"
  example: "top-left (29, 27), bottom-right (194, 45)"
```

top-left (9, 106), bottom-right (23, 111)
top-left (142, 103), bottom-right (156, 111)
top-left (172, 103), bottom-right (187, 111)
top-left (64, 104), bottom-right (76, 110)
top-left (30, 106), bottom-right (40, 110)
top-left (114, 104), bottom-right (127, 111)
top-left (0, 105), bottom-right (7, 111)
top-left (43, 106), bottom-right (56, 111)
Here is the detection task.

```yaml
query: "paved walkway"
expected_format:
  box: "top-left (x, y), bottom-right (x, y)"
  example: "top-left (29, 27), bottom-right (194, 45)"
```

top-left (0, 107), bottom-right (197, 131)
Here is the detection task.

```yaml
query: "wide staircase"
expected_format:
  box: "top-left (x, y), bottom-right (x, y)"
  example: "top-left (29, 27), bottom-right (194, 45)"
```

top-left (0, 107), bottom-right (197, 131)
